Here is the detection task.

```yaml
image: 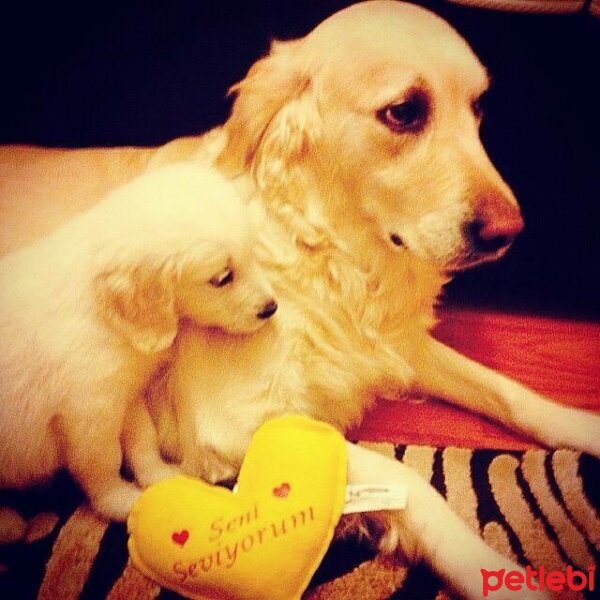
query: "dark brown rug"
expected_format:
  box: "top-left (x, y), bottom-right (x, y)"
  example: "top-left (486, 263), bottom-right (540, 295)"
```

top-left (1, 445), bottom-right (598, 600)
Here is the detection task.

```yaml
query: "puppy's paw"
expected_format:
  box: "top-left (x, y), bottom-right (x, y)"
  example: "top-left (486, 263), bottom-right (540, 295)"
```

top-left (136, 461), bottom-right (182, 488)
top-left (90, 481), bottom-right (142, 521)
top-left (182, 445), bottom-right (240, 486)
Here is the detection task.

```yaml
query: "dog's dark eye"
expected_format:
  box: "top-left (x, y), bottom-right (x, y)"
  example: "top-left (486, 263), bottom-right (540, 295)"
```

top-left (209, 269), bottom-right (234, 287)
top-left (378, 93), bottom-right (429, 133)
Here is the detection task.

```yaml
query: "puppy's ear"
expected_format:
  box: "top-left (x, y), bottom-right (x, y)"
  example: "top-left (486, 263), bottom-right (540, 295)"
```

top-left (216, 39), bottom-right (320, 188)
top-left (93, 259), bottom-right (177, 354)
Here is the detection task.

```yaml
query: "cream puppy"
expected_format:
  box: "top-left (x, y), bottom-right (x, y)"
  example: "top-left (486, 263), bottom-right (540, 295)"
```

top-left (0, 163), bottom-right (276, 536)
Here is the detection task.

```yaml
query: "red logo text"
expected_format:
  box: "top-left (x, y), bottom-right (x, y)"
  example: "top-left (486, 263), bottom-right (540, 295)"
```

top-left (481, 565), bottom-right (595, 596)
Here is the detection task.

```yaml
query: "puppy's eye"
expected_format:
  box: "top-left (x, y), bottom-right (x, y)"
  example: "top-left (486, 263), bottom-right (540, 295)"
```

top-left (209, 269), bottom-right (234, 287)
top-left (378, 93), bottom-right (429, 133)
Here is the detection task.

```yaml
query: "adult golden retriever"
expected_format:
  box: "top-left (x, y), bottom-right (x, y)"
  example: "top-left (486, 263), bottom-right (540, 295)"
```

top-left (1, 2), bottom-right (597, 598)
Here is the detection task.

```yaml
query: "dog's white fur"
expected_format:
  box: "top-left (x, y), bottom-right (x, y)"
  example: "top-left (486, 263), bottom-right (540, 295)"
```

top-left (0, 163), bottom-right (275, 531)
top-left (139, 3), bottom-right (599, 599)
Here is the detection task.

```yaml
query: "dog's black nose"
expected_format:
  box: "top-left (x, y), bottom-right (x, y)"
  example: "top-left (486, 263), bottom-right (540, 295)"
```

top-left (467, 219), bottom-right (521, 254)
top-left (257, 300), bottom-right (278, 320)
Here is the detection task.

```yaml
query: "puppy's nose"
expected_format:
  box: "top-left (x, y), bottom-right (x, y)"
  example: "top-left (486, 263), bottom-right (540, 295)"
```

top-left (468, 212), bottom-right (524, 254)
top-left (257, 299), bottom-right (278, 320)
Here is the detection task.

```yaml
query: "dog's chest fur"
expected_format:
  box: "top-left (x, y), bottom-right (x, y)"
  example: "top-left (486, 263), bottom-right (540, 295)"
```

top-left (169, 166), bottom-right (447, 482)
top-left (260, 204), bottom-right (444, 424)
top-left (161, 134), bottom-right (447, 480)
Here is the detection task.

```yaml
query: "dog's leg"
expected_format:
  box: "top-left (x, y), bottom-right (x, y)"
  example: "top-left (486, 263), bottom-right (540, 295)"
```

top-left (346, 443), bottom-right (549, 600)
top-left (122, 399), bottom-right (182, 488)
top-left (413, 338), bottom-right (600, 457)
top-left (61, 410), bottom-right (141, 521)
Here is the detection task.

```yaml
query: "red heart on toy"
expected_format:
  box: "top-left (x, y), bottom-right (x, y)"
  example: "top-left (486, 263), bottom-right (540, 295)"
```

top-left (272, 482), bottom-right (291, 498)
top-left (171, 530), bottom-right (189, 547)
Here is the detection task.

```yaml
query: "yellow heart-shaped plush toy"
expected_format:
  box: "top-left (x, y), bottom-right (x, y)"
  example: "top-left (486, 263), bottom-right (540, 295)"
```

top-left (127, 415), bottom-right (347, 600)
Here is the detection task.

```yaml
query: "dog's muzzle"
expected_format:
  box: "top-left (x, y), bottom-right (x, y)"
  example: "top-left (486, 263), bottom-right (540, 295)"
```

top-left (466, 213), bottom-right (524, 257)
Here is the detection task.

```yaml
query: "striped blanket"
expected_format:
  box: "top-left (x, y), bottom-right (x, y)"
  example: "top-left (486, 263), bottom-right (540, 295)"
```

top-left (1, 445), bottom-right (598, 600)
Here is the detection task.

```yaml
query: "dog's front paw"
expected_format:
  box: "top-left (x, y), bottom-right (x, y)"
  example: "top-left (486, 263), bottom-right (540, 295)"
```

top-left (573, 410), bottom-right (600, 458)
top-left (138, 462), bottom-right (182, 488)
top-left (335, 510), bottom-right (422, 564)
top-left (131, 456), bottom-right (183, 489)
top-left (525, 402), bottom-right (600, 458)
top-left (90, 481), bottom-right (142, 521)
top-left (335, 511), bottom-right (553, 600)
top-left (182, 445), bottom-right (240, 486)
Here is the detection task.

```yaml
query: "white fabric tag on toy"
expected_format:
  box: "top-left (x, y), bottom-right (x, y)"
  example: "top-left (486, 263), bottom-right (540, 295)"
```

top-left (342, 483), bottom-right (408, 514)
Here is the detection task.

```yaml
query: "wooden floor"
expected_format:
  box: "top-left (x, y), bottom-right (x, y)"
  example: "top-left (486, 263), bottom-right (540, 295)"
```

top-left (352, 307), bottom-right (600, 449)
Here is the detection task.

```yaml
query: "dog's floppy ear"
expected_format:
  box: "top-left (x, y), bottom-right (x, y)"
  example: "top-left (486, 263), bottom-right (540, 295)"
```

top-left (93, 258), bottom-right (178, 354)
top-left (216, 39), bottom-right (320, 187)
